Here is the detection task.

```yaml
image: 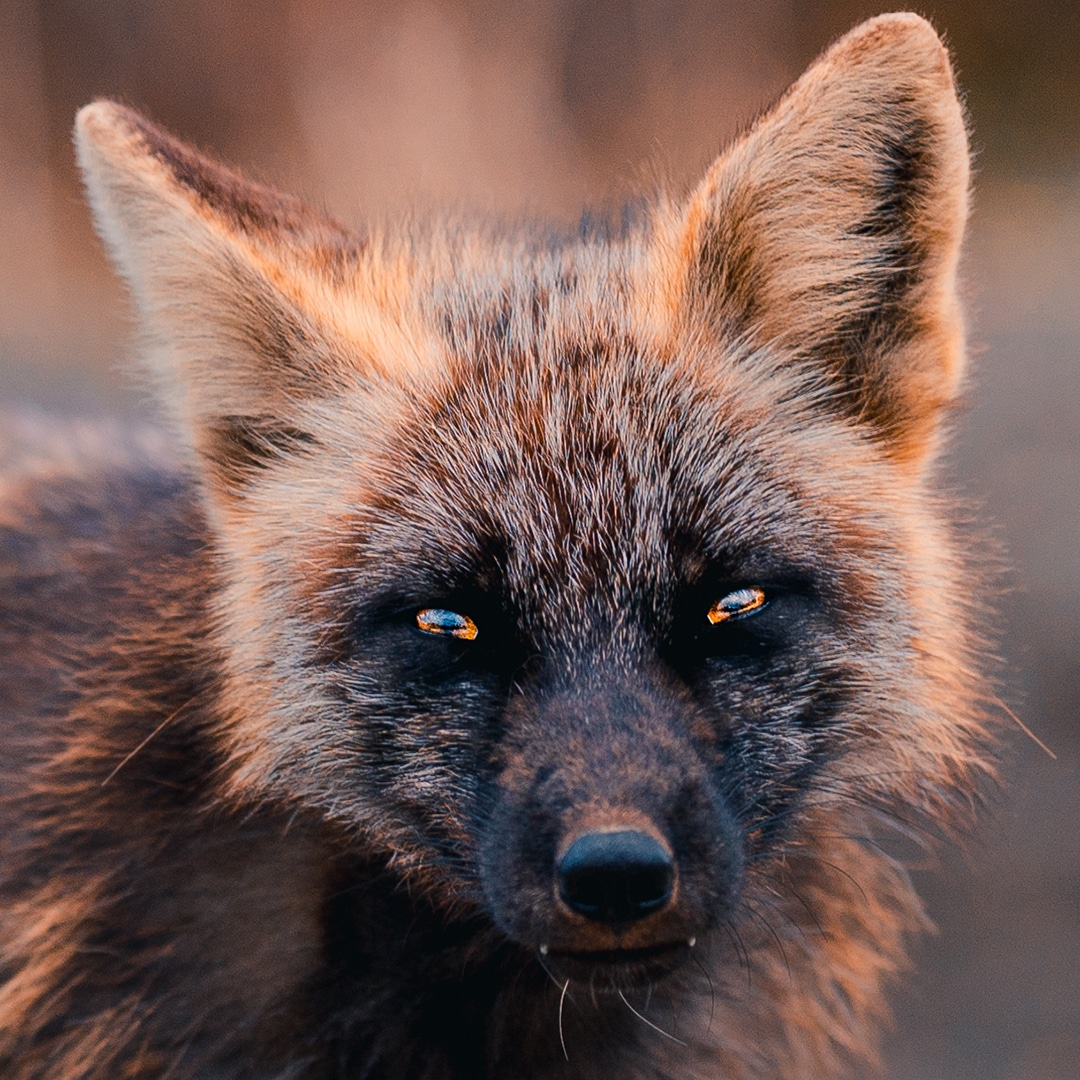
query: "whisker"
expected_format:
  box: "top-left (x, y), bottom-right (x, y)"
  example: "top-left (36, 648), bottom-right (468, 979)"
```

top-left (101, 697), bottom-right (197, 786)
top-left (722, 920), bottom-right (752, 993)
top-left (690, 946), bottom-right (717, 1034)
top-left (535, 953), bottom-right (563, 992)
top-left (558, 978), bottom-right (571, 1061)
top-left (618, 990), bottom-right (686, 1046)
top-left (994, 695), bottom-right (1057, 759)
top-left (749, 868), bottom-right (825, 939)
top-left (741, 899), bottom-right (792, 980)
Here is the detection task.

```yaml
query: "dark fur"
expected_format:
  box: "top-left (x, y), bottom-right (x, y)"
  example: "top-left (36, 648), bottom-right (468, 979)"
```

top-left (0, 15), bottom-right (991, 1079)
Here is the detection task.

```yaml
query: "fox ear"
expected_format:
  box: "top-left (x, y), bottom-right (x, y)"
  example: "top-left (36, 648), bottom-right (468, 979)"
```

top-left (75, 102), bottom-right (422, 496)
top-left (677, 13), bottom-right (970, 467)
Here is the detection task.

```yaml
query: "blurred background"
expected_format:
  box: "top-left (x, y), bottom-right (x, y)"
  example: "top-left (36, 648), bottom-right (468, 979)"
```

top-left (0, 2), bottom-right (1076, 1076)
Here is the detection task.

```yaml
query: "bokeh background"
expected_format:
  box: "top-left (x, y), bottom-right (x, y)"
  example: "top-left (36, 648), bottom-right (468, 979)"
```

top-left (1, 2), bottom-right (1076, 1076)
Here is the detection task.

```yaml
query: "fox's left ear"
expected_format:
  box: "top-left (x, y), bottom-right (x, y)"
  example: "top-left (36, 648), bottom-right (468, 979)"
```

top-left (676, 13), bottom-right (970, 468)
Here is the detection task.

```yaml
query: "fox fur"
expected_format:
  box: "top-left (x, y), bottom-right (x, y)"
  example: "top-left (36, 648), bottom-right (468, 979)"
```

top-left (0, 13), bottom-right (991, 1079)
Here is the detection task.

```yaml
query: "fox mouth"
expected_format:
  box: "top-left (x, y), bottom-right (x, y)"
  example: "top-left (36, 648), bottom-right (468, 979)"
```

top-left (537, 939), bottom-right (695, 986)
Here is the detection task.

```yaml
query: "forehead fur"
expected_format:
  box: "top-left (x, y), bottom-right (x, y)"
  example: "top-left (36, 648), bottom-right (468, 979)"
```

top-left (333, 223), bottom-right (893, 612)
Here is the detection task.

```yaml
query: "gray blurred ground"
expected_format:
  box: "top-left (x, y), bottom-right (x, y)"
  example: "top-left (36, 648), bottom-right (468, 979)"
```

top-left (1, 2), bottom-right (1076, 1076)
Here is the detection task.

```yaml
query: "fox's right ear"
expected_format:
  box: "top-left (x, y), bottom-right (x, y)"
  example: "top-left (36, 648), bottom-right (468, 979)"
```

top-left (75, 102), bottom-right (433, 499)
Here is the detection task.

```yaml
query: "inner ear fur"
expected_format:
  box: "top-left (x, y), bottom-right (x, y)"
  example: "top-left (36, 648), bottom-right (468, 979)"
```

top-left (678, 13), bottom-right (971, 466)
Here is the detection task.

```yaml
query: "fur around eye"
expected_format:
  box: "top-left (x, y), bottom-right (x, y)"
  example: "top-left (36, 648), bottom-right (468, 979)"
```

top-left (416, 608), bottom-right (479, 640)
top-left (707, 587), bottom-right (767, 624)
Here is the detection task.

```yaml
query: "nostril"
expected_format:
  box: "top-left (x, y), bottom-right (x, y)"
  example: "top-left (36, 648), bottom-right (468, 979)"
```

top-left (557, 830), bottom-right (675, 925)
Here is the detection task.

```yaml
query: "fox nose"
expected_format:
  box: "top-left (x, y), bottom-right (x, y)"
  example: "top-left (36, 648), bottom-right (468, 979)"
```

top-left (557, 830), bottom-right (675, 924)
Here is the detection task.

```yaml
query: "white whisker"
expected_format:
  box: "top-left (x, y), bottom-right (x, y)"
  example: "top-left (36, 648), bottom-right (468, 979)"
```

top-left (618, 990), bottom-right (686, 1046)
top-left (558, 979), bottom-right (571, 1061)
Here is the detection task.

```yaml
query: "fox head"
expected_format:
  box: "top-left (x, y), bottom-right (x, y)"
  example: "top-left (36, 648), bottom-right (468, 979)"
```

top-left (76, 12), bottom-right (984, 1012)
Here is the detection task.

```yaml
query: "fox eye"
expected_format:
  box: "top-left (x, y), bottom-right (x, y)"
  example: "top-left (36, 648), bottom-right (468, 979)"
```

top-left (416, 608), bottom-right (478, 641)
top-left (707, 586), bottom-right (767, 624)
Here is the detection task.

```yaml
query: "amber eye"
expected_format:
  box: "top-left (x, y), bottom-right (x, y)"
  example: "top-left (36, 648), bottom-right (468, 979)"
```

top-left (707, 586), bottom-right (767, 624)
top-left (416, 608), bottom-right (479, 640)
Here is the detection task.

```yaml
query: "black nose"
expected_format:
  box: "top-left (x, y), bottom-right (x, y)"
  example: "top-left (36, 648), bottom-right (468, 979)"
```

top-left (557, 830), bottom-right (675, 925)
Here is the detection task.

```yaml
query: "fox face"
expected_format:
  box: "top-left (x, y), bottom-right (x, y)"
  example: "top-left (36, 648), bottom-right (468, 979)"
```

top-left (63, 13), bottom-right (990, 1072)
top-left (330, 335), bottom-right (904, 979)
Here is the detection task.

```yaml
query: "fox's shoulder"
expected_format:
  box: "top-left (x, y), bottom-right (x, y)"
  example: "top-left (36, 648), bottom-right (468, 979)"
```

top-left (0, 413), bottom-right (210, 768)
top-left (1, 409), bottom-right (184, 504)
top-left (0, 410), bottom-right (203, 581)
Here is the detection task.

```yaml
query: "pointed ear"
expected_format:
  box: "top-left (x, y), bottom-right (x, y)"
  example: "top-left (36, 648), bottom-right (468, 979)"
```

top-left (677, 14), bottom-right (970, 467)
top-left (75, 102), bottom-right (425, 497)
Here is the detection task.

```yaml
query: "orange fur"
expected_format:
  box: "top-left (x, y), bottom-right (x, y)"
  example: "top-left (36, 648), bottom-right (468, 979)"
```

top-left (1, 15), bottom-right (991, 1079)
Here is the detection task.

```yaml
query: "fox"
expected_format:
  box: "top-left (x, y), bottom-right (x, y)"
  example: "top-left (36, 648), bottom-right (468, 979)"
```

top-left (0, 12), bottom-right (992, 1080)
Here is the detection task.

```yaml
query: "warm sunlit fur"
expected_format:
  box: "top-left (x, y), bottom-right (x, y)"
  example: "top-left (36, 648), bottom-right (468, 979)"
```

top-left (0, 14), bottom-right (991, 1079)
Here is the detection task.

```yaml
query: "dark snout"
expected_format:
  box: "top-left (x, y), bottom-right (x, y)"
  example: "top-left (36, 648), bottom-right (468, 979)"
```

top-left (479, 680), bottom-right (743, 978)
